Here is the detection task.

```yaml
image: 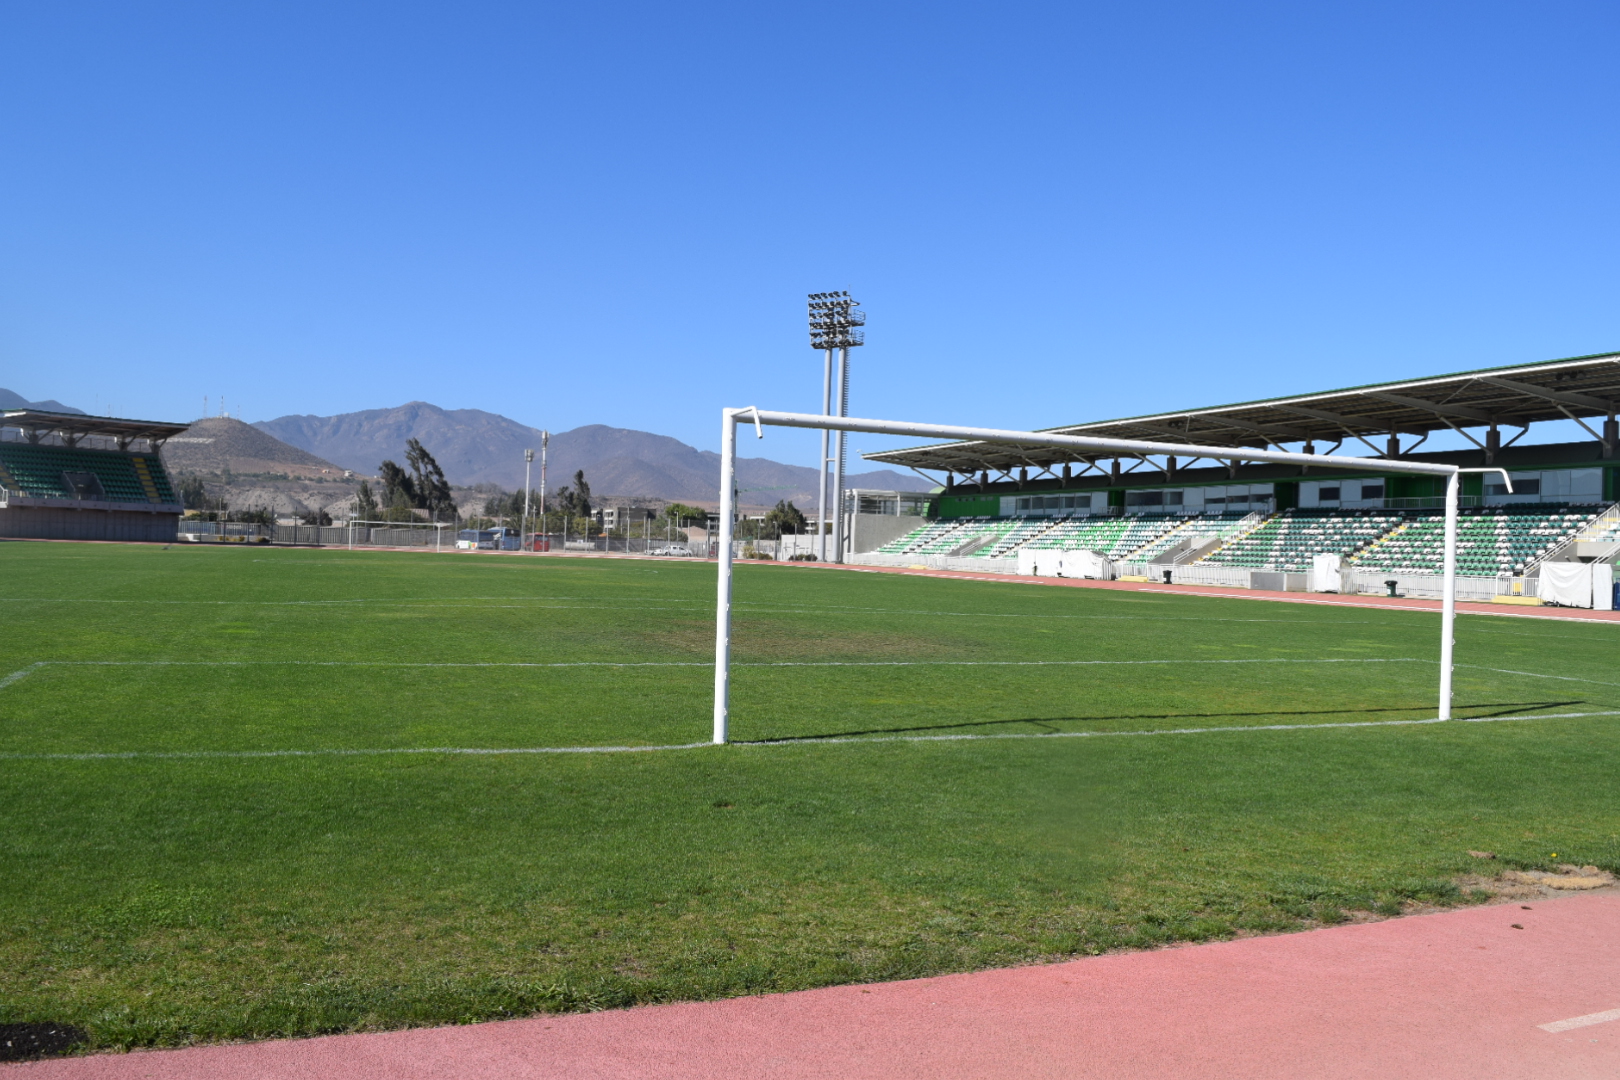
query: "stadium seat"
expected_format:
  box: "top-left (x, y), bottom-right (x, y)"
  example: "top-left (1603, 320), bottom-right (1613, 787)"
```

top-left (1198, 508), bottom-right (1402, 572)
top-left (0, 444), bottom-right (176, 504)
top-left (1348, 504), bottom-right (1601, 577)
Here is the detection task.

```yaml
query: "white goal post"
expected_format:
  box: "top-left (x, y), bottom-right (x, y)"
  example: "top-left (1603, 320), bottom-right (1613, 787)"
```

top-left (712, 407), bottom-right (1513, 744)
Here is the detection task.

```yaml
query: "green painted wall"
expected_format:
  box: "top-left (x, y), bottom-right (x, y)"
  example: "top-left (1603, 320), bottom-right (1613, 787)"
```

top-left (932, 460), bottom-right (1618, 519)
top-left (936, 493), bottom-right (1000, 518)
top-left (1387, 475), bottom-right (1443, 501)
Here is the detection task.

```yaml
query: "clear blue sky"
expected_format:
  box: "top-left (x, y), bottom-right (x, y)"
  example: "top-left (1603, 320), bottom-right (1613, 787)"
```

top-left (3, 1), bottom-right (1617, 468)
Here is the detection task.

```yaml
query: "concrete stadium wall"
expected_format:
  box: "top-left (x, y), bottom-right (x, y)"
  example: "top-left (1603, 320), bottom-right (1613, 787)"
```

top-left (0, 506), bottom-right (179, 542)
top-left (848, 513), bottom-right (925, 554)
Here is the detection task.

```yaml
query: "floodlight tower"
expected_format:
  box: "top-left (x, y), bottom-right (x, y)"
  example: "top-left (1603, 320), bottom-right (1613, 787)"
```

top-left (523, 448), bottom-right (534, 548)
top-left (808, 291), bottom-right (864, 562)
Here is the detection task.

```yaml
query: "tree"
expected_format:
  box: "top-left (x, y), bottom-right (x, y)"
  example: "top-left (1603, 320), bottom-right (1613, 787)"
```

top-left (663, 502), bottom-right (704, 526)
top-left (300, 507), bottom-right (333, 526)
top-left (405, 439), bottom-right (457, 522)
top-left (762, 499), bottom-right (807, 539)
top-left (553, 470), bottom-right (592, 518)
top-left (378, 460), bottom-right (416, 510)
top-left (355, 481), bottom-right (379, 520)
top-left (377, 440), bottom-right (458, 523)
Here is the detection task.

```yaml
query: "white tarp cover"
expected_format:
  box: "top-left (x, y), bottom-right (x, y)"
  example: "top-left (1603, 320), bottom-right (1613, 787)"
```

top-left (1018, 548), bottom-right (1114, 580)
top-left (1064, 549), bottom-right (1114, 580)
top-left (1592, 563), bottom-right (1614, 611)
top-left (1539, 562), bottom-right (1593, 607)
top-left (1312, 553), bottom-right (1342, 593)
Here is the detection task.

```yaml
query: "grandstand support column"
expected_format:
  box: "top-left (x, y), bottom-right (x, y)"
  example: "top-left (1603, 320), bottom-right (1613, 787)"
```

top-left (1437, 470), bottom-right (1459, 721)
top-left (1603, 415), bottom-right (1617, 459)
top-left (713, 409), bottom-right (741, 744)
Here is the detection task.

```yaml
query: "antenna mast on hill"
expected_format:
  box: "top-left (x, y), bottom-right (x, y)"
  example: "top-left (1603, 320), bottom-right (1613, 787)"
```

top-left (808, 291), bottom-right (864, 562)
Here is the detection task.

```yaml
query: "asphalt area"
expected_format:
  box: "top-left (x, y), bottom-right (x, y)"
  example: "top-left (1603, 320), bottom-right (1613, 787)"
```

top-left (9, 888), bottom-right (1619, 1079)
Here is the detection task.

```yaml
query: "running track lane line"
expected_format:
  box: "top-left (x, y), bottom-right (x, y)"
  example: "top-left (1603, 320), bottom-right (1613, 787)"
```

top-left (10, 891), bottom-right (1620, 1078)
top-left (2, 709), bottom-right (1616, 762)
top-left (1541, 1007), bottom-right (1620, 1033)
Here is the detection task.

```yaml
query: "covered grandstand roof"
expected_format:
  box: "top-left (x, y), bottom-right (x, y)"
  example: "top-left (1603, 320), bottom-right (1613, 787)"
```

top-left (865, 351), bottom-right (1620, 474)
top-left (0, 409), bottom-right (190, 445)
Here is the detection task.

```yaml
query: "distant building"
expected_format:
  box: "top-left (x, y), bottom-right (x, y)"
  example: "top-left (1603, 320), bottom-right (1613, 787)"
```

top-left (598, 505), bottom-right (658, 531)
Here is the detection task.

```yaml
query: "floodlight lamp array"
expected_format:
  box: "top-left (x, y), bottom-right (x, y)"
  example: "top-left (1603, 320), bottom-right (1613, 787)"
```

top-left (807, 291), bottom-right (865, 350)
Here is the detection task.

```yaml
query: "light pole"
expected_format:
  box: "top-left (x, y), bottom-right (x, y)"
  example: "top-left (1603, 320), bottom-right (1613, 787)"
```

top-left (808, 291), bottom-right (863, 562)
top-left (540, 431), bottom-right (549, 545)
top-left (523, 448), bottom-right (534, 551)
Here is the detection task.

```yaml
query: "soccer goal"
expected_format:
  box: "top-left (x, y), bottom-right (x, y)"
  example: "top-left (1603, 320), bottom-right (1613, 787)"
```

top-left (341, 519), bottom-right (456, 551)
top-left (709, 407), bottom-right (1514, 744)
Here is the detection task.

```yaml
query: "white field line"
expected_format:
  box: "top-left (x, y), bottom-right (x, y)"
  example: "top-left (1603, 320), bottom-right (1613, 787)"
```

top-left (1456, 664), bottom-right (1620, 690)
top-left (746, 710), bottom-right (1620, 747)
top-left (3, 710), bottom-right (1616, 763)
top-left (1135, 588), bottom-right (1620, 625)
top-left (0, 596), bottom-right (1372, 623)
top-left (1539, 1007), bottom-right (1620, 1033)
top-left (0, 742), bottom-right (716, 762)
top-left (10, 659), bottom-right (1619, 683)
top-left (7, 657), bottom-right (1430, 673)
top-left (0, 662), bottom-right (44, 690)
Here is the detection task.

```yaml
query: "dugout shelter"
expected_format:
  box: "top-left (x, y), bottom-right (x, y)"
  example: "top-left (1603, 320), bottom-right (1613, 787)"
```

top-left (0, 409), bottom-right (186, 542)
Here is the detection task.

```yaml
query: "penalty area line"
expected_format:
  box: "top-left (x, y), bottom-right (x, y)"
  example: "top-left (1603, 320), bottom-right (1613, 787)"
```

top-left (4, 710), bottom-right (1616, 763)
top-left (0, 662), bottom-right (45, 690)
top-left (740, 710), bottom-right (1620, 747)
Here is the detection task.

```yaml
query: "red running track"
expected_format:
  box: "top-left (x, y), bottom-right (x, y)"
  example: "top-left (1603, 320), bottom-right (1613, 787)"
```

top-left (13, 892), bottom-right (1620, 1079)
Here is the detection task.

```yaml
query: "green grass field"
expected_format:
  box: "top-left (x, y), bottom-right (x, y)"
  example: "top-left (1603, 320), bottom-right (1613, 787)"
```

top-left (3, 541), bottom-right (1619, 1051)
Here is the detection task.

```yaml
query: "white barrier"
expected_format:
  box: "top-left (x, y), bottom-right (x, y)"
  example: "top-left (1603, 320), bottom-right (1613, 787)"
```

top-left (1342, 569), bottom-right (1507, 602)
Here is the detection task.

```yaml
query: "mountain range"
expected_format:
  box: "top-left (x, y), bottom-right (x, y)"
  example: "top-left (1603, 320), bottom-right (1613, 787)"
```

top-left (255, 402), bottom-right (931, 504)
top-left (0, 388), bottom-right (84, 414)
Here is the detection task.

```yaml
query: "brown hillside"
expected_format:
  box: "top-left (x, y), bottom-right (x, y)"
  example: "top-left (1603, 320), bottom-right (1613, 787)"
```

top-left (162, 417), bottom-right (345, 479)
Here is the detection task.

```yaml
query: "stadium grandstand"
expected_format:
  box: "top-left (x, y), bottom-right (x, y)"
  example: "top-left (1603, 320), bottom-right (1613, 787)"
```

top-left (853, 351), bottom-right (1620, 605)
top-left (0, 409), bottom-right (186, 542)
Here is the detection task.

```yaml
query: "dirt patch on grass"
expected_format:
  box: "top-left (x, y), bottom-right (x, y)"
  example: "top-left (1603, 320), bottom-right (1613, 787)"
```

top-left (1457, 863), bottom-right (1617, 901)
top-left (0, 1022), bottom-right (87, 1062)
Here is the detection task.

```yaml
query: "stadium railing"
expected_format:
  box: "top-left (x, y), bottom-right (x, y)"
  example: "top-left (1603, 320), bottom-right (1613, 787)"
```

top-left (848, 551), bottom-right (1020, 573)
top-left (1339, 569), bottom-right (1510, 602)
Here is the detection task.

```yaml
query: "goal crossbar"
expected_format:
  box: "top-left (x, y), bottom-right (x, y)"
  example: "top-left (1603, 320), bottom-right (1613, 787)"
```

top-left (713, 407), bottom-right (1509, 744)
